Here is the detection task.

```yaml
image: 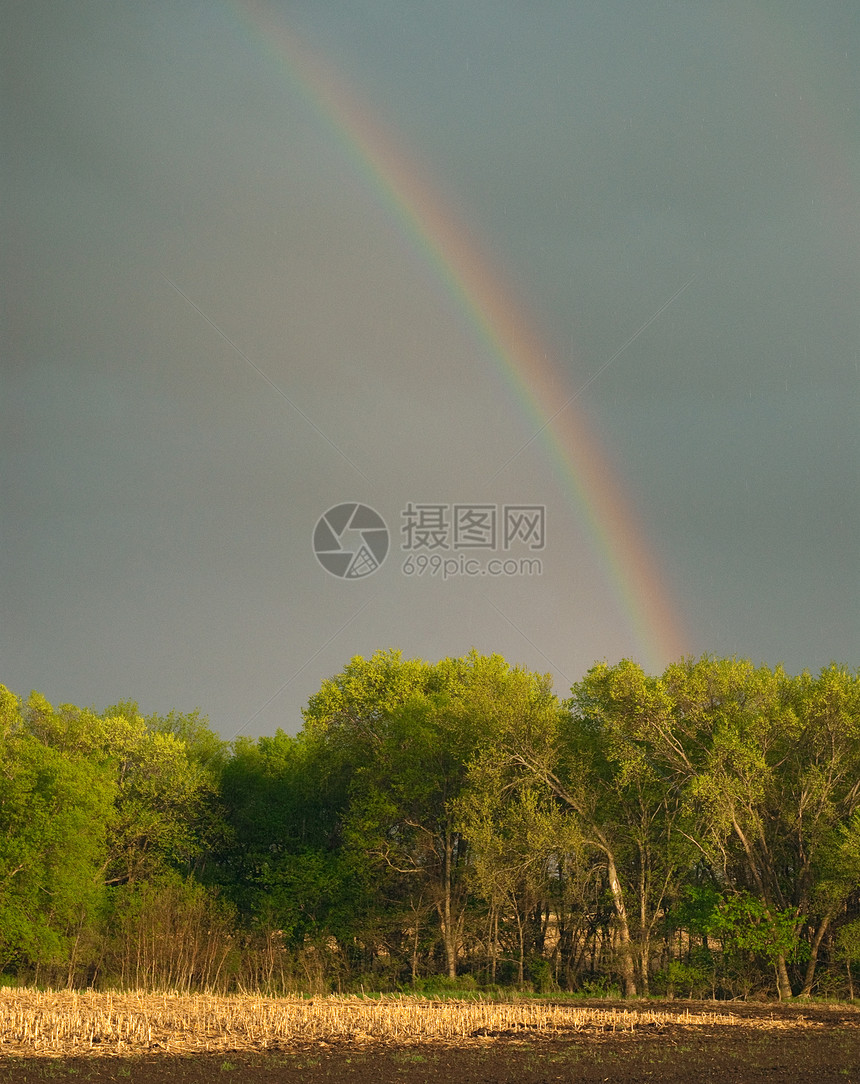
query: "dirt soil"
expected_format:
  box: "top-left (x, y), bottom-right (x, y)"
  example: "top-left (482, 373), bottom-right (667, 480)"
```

top-left (1, 1000), bottom-right (859, 1083)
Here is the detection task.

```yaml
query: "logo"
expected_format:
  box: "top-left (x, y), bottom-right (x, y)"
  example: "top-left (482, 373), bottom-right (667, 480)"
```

top-left (313, 503), bottom-right (389, 579)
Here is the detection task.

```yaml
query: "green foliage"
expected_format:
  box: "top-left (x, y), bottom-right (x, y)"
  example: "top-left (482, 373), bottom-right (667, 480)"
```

top-left (528, 955), bottom-right (556, 993)
top-left (2, 655), bottom-right (859, 998)
top-left (652, 956), bottom-right (714, 999)
top-left (835, 919), bottom-right (860, 964)
top-left (669, 884), bottom-right (722, 938)
top-left (141, 706), bottom-right (229, 775)
top-left (23, 692), bottom-right (220, 884)
top-left (0, 686), bottom-right (116, 974)
top-left (707, 892), bottom-right (808, 965)
top-left (214, 726), bottom-right (372, 954)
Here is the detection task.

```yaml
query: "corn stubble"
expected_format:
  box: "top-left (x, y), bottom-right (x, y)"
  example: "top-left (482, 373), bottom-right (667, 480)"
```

top-left (0, 988), bottom-right (787, 1057)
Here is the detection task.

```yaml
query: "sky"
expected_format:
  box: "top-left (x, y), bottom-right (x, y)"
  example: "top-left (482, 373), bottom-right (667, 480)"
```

top-left (3, 0), bottom-right (858, 740)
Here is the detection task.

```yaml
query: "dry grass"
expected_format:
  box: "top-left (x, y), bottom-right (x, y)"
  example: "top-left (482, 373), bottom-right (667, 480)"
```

top-left (0, 988), bottom-right (804, 1057)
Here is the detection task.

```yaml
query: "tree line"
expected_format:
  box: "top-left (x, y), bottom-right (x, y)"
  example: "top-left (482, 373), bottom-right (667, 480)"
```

top-left (1, 650), bottom-right (859, 999)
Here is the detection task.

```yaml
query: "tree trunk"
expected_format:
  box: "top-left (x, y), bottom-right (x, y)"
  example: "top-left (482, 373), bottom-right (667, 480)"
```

top-left (607, 853), bottom-right (637, 997)
top-left (799, 914), bottom-right (830, 997)
top-left (516, 909), bottom-right (525, 987)
top-left (775, 952), bottom-right (793, 1000)
top-left (639, 942), bottom-right (650, 996)
top-left (411, 920), bottom-right (420, 983)
top-left (490, 907), bottom-right (498, 984)
top-left (437, 831), bottom-right (457, 978)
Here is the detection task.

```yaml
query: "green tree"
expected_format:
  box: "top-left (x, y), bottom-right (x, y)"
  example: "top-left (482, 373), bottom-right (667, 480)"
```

top-left (457, 758), bottom-right (579, 986)
top-left (215, 727), bottom-right (363, 952)
top-left (302, 650), bottom-right (558, 980)
top-left (0, 686), bottom-right (115, 980)
top-left (24, 694), bottom-right (219, 885)
top-left (706, 891), bottom-right (808, 997)
top-left (467, 658), bottom-right (686, 997)
top-left (568, 661), bottom-right (697, 995)
top-left (661, 658), bottom-right (860, 998)
top-left (786, 666), bottom-right (860, 995)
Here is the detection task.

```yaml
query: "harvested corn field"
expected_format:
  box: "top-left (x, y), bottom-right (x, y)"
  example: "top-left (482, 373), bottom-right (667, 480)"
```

top-left (0, 989), bottom-right (743, 1056)
top-left (0, 988), bottom-right (814, 1057)
top-left (1, 993), bottom-right (859, 1084)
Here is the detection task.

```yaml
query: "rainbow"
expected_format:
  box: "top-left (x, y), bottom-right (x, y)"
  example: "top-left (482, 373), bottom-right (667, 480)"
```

top-left (228, 1), bottom-right (689, 669)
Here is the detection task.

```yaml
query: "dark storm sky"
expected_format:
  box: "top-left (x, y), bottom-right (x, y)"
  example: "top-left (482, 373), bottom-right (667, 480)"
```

top-left (3, 1), bottom-right (858, 736)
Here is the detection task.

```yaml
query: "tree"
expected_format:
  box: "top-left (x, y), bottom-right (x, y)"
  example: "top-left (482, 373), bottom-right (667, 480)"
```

top-left (660, 658), bottom-right (860, 998)
top-left (785, 666), bottom-right (860, 995)
top-left (465, 659), bottom-right (684, 997)
top-left (302, 650), bottom-right (557, 980)
top-left (0, 686), bottom-right (115, 980)
top-left (23, 694), bottom-right (219, 885)
top-left (577, 657), bottom-right (860, 999)
top-left (567, 661), bottom-right (697, 995)
top-left (214, 727), bottom-right (364, 952)
top-left (457, 756), bottom-right (581, 986)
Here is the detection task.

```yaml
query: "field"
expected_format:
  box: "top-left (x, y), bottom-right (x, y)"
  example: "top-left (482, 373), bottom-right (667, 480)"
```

top-left (0, 990), bottom-right (859, 1082)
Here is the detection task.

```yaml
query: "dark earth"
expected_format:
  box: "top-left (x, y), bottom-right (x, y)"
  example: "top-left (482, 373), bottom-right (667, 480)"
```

top-left (2, 1001), bottom-right (859, 1083)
